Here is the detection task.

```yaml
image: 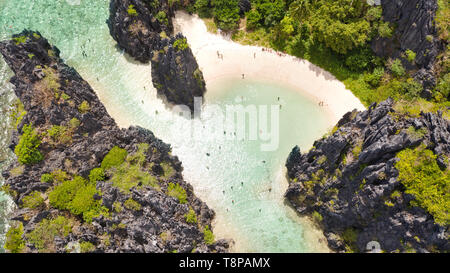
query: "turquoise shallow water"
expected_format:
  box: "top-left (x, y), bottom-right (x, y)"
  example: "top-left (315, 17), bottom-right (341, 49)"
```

top-left (0, 0), bottom-right (331, 252)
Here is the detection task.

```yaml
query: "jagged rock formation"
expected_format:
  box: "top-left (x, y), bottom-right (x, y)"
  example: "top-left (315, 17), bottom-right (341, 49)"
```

top-left (285, 98), bottom-right (449, 253)
top-left (238, 0), bottom-right (251, 16)
top-left (108, 0), bottom-right (206, 113)
top-left (371, 0), bottom-right (442, 94)
top-left (108, 0), bottom-right (173, 63)
top-left (0, 31), bottom-right (228, 253)
top-left (151, 33), bottom-right (206, 113)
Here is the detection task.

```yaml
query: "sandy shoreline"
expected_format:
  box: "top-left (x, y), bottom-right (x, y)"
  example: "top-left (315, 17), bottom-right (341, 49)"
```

top-left (173, 11), bottom-right (366, 126)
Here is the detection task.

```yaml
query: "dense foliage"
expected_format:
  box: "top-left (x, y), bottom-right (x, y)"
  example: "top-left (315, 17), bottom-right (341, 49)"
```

top-left (21, 191), bottom-right (45, 209)
top-left (395, 145), bottom-right (450, 226)
top-left (101, 146), bottom-right (128, 169)
top-left (14, 124), bottom-right (43, 165)
top-left (173, 37), bottom-right (189, 51)
top-left (212, 0), bottom-right (240, 30)
top-left (4, 222), bottom-right (25, 253)
top-left (26, 216), bottom-right (73, 252)
top-left (49, 176), bottom-right (108, 223)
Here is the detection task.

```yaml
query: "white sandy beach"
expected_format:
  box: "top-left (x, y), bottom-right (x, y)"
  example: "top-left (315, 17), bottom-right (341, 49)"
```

top-left (173, 11), bottom-right (366, 125)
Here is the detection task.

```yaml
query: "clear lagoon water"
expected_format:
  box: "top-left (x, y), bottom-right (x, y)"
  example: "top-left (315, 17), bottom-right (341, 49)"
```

top-left (0, 0), bottom-right (331, 252)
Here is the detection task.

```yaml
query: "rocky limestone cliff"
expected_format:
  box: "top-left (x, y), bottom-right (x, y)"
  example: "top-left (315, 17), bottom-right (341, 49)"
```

top-left (108, 0), bottom-right (206, 113)
top-left (285, 98), bottom-right (449, 253)
top-left (108, 0), bottom-right (173, 63)
top-left (0, 31), bottom-right (228, 253)
top-left (151, 33), bottom-right (206, 113)
top-left (371, 0), bottom-right (442, 95)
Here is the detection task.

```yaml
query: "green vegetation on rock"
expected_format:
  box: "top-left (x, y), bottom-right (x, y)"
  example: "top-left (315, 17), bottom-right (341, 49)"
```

top-left (167, 182), bottom-right (187, 204)
top-left (79, 241), bottom-right (95, 253)
top-left (101, 146), bottom-right (128, 169)
top-left (4, 222), bottom-right (25, 253)
top-left (78, 100), bottom-right (90, 114)
top-left (26, 216), bottom-right (73, 252)
top-left (124, 198), bottom-right (142, 211)
top-left (173, 37), bottom-right (189, 52)
top-left (127, 4), bottom-right (138, 16)
top-left (14, 124), bottom-right (43, 165)
top-left (395, 145), bottom-right (450, 226)
top-left (184, 208), bottom-right (197, 224)
top-left (49, 176), bottom-right (108, 223)
top-left (203, 225), bottom-right (214, 245)
top-left (21, 191), bottom-right (45, 209)
top-left (107, 143), bottom-right (159, 193)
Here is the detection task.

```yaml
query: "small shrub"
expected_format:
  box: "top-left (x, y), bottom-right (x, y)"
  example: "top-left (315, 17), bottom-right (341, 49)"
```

top-left (60, 93), bottom-right (70, 100)
top-left (155, 11), bottom-right (168, 25)
top-left (389, 59), bottom-right (406, 77)
top-left (69, 117), bottom-right (80, 128)
top-left (78, 101), bottom-right (90, 114)
top-left (405, 50), bottom-right (416, 63)
top-left (80, 241), bottom-right (95, 253)
top-left (101, 146), bottom-right (128, 170)
top-left (391, 190), bottom-right (402, 199)
top-left (21, 191), bottom-right (44, 209)
top-left (124, 198), bottom-right (142, 211)
top-left (316, 155), bottom-right (327, 165)
top-left (9, 165), bottom-right (25, 177)
top-left (113, 201), bottom-right (123, 213)
top-left (41, 173), bottom-right (53, 183)
top-left (203, 225), bottom-right (214, 245)
top-left (27, 216), bottom-right (73, 252)
top-left (12, 35), bottom-right (27, 45)
top-left (406, 126), bottom-right (427, 140)
top-left (47, 125), bottom-right (72, 145)
top-left (341, 228), bottom-right (359, 252)
top-left (352, 141), bottom-right (363, 159)
top-left (88, 168), bottom-right (105, 183)
top-left (167, 183), bottom-right (187, 204)
top-left (35, 66), bottom-right (60, 100)
top-left (127, 4), bottom-right (138, 16)
top-left (4, 222), bottom-right (25, 253)
top-left (14, 124), bottom-right (43, 165)
top-left (184, 208), bottom-right (197, 224)
top-left (402, 78), bottom-right (423, 99)
top-left (311, 211), bottom-right (323, 224)
top-left (160, 162), bottom-right (175, 179)
top-left (364, 67), bottom-right (384, 87)
top-left (173, 38), bottom-right (189, 52)
top-left (378, 22), bottom-right (393, 38)
top-left (366, 6), bottom-right (382, 21)
top-left (50, 169), bottom-right (70, 184)
top-left (10, 99), bottom-right (27, 128)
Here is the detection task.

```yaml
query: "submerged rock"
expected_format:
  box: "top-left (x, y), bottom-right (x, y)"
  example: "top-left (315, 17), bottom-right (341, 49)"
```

top-left (285, 98), bottom-right (449, 253)
top-left (0, 31), bottom-right (229, 253)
